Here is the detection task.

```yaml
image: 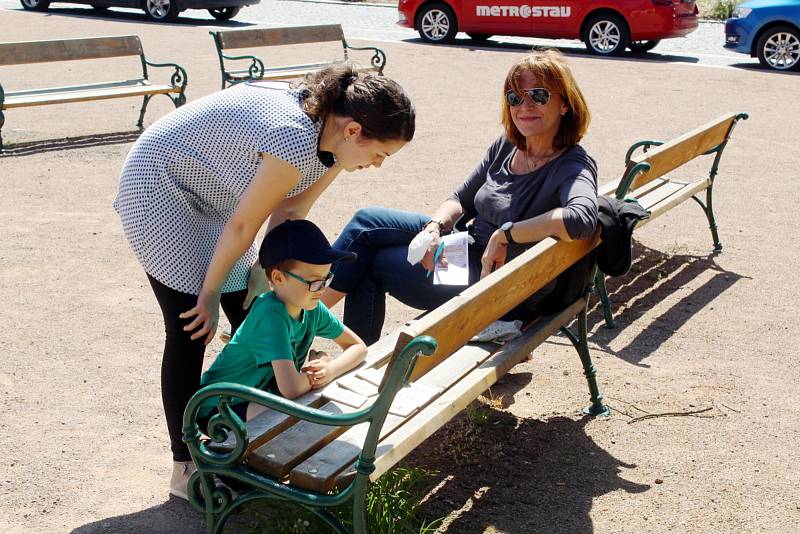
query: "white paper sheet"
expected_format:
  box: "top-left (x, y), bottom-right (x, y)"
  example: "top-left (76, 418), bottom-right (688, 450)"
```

top-left (433, 231), bottom-right (469, 286)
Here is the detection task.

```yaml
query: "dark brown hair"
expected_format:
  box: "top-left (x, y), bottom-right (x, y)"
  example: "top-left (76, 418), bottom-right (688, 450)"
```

top-left (263, 259), bottom-right (299, 285)
top-left (301, 64), bottom-right (416, 142)
top-left (501, 49), bottom-right (591, 151)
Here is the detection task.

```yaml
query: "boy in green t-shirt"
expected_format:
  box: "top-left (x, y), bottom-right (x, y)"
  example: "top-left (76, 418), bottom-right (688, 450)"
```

top-left (195, 219), bottom-right (367, 426)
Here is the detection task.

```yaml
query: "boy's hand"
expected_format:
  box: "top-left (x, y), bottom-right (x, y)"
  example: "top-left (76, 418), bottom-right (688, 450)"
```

top-left (301, 359), bottom-right (334, 389)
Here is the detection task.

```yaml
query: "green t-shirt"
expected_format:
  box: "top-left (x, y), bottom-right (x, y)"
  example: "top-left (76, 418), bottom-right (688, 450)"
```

top-left (197, 291), bottom-right (344, 419)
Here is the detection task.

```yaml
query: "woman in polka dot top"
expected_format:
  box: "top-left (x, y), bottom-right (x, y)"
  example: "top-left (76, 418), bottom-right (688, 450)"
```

top-left (112, 64), bottom-right (415, 498)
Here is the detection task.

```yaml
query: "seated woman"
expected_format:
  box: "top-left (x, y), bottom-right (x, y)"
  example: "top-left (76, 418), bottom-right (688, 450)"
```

top-left (321, 50), bottom-right (598, 344)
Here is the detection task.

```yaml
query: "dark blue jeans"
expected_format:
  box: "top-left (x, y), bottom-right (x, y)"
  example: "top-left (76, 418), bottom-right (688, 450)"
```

top-left (330, 207), bottom-right (469, 344)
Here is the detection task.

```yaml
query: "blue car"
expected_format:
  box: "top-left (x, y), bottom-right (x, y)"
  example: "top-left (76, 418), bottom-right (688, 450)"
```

top-left (725, 0), bottom-right (800, 71)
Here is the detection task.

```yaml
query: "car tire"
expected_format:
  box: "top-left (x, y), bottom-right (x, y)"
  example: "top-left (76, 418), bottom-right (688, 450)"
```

top-left (144, 0), bottom-right (179, 21)
top-left (583, 12), bottom-right (630, 56)
top-left (19, 0), bottom-right (50, 11)
top-left (417, 3), bottom-right (458, 44)
top-left (756, 25), bottom-right (800, 71)
top-left (208, 6), bottom-right (240, 20)
top-left (467, 33), bottom-right (492, 42)
top-left (628, 40), bottom-right (659, 54)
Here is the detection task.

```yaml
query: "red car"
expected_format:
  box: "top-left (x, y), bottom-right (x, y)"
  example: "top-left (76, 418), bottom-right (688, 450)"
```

top-left (397, 0), bottom-right (699, 55)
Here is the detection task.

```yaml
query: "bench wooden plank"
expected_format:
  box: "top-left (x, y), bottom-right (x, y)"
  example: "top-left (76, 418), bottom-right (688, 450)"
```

top-left (218, 25), bottom-right (345, 50)
top-left (288, 343), bottom-right (494, 492)
top-left (397, 234), bottom-right (600, 382)
top-left (0, 36), bottom-right (142, 66)
top-left (247, 399), bottom-right (368, 478)
top-left (628, 113), bottom-right (738, 191)
top-left (642, 178), bottom-right (712, 223)
top-left (4, 82), bottom-right (178, 108)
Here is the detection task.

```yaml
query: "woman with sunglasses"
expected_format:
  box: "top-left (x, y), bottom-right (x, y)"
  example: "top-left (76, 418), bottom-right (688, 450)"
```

top-left (321, 50), bottom-right (597, 345)
top-left (113, 64), bottom-right (414, 499)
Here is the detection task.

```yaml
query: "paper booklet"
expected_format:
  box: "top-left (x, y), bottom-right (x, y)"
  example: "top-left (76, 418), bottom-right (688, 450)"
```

top-left (433, 231), bottom-right (470, 286)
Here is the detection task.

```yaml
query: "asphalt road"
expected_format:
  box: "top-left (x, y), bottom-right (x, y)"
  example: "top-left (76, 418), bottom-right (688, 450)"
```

top-left (0, 0), bottom-right (762, 70)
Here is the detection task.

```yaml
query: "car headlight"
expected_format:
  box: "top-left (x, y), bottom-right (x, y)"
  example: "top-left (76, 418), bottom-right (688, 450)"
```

top-left (731, 7), bottom-right (751, 18)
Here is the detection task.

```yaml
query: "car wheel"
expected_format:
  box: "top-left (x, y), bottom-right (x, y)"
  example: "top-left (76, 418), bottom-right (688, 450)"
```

top-left (208, 6), bottom-right (240, 20)
top-left (756, 25), bottom-right (800, 71)
top-left (417, 3), bottom-right (458, 44)
top-left (144, 0), bottom-right (179, 21)
top-left (583, 12), bottom-right (629, 56)
top-left (467, 33), bottom-right (492, 42)
top-left (19, 0), bottom-right (50, 11)
top-left (628, 40), bottom-right (659, 54)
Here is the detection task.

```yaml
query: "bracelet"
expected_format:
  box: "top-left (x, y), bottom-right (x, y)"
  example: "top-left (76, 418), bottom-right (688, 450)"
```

top-left (423, 219), bottom-right (445, 233)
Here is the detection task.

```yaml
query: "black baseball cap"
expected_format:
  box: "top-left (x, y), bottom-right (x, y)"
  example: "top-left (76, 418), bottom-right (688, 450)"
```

top-left (259, 219), bottom-right (357, 267)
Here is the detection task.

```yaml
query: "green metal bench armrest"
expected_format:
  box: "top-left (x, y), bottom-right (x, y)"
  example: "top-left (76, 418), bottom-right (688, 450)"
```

top-left (221, 53), bottom-right (265, 81)
top-left (345, 44), bottom-right (387, 73)
top-left (143, 59), bottom-right (188, 92)
top-left (624, 139), bottom-right (663, 164)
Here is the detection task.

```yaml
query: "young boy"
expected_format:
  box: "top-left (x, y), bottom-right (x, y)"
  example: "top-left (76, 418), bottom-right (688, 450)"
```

top-left (175, 220), bottom-right (367, 498)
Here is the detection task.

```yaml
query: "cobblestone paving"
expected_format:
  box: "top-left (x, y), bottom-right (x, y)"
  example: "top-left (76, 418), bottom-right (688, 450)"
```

top-left (0, 0), bottom-right (761, 69)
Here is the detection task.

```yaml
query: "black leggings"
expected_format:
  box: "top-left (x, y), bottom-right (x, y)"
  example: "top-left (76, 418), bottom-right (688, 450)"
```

top-left (148, 275), bottom-right (249, 462)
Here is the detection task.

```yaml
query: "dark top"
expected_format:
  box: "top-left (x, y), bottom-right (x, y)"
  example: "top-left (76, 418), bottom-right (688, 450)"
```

top-left (451, 136), bottom-right (598, 256)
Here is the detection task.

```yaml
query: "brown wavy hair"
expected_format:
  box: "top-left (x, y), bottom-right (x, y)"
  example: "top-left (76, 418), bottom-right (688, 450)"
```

top-left (501, 49), bottom-right (590, 151)
top-left (301, 64), bottom-right (416, 142)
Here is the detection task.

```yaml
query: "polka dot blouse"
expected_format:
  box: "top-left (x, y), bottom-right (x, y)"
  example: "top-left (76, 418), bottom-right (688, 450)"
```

top-left (113, 82), bottom-right (328, 295)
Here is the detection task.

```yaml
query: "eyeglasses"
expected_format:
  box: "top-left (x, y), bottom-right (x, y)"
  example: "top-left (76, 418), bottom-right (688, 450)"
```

top-left (506, 88), bottom-right (551, 107)
top-left (282, 270), bottom-right (334, 292)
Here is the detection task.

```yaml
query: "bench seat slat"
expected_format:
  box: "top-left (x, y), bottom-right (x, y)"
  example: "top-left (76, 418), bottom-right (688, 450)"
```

top-left (227, 63), bottom-right (379, 83)
top-left (4, 80), bottom-right (179, 108)
top-left (287, 340), bottom-right (500, 492)
top-left (247, 400), bottom-right (367, 478)
top-left (639, 178), bottom-right (711, 225)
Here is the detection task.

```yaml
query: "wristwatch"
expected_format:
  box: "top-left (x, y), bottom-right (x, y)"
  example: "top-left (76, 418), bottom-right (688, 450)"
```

top-left (500, 221), bottom-right (516, 245)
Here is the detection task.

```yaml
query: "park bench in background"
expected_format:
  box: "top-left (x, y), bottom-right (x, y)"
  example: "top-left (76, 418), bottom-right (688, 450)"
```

top-left (0, 35), bottom-right (187, 153)
top-left (593, 112), bottom-right (749, 327)
top-left (182, 113), bottom-right (747, 533)
top-left (209, 24), bottom-right (386, 89)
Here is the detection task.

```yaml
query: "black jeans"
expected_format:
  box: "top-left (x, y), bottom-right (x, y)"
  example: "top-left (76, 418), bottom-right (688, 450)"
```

top-left (147, 275), bottom-right (249, 462)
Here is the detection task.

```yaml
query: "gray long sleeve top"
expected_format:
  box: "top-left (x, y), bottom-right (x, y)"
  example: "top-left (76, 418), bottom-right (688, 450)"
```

top-left (451, 136), bottom-right (598, 252)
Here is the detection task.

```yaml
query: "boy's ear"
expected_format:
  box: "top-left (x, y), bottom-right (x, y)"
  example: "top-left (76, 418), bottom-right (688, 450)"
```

top-left (267, 267), bottom-right (283, 285)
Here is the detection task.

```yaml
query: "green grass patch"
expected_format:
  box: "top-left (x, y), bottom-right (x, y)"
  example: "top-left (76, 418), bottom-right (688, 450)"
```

top-left (697, 0), bottom-right (744, 20)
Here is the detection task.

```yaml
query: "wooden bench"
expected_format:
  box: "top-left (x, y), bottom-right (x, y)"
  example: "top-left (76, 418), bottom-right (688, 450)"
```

top-left (181, 113), bottom-right (747, 533)
top-left (0, 35), bottom-right (187, 152)
top-left (209, 24), bottom-right (387, 89)
top-left (593, 112), bottom-right (749, 328)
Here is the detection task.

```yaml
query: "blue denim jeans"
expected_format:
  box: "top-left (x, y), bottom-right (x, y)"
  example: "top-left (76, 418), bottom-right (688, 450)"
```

top-left (330, 207), bottom-right (469, 344)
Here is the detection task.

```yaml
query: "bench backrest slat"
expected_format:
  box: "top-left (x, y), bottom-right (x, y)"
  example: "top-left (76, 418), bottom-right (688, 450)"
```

top-left (216, 25), bottom-right (345, 50)
top-left (0, 36), bottom-right (143, 66)
top-left (392, 233), bottom-right (600, 382)
top-left (625, 112), bottom-right (739, 192)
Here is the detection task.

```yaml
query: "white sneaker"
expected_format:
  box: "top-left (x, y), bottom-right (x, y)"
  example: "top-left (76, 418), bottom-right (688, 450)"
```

top-left (169, 460), bottom-right (196, 500)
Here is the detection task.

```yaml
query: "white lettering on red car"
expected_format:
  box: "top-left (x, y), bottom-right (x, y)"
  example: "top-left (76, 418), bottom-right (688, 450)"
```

top-left (476, 5), bottom-right (571, 18)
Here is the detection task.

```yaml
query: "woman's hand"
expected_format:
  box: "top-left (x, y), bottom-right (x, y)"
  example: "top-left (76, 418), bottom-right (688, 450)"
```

top-left (480, 231), bottom-right (509, 279)
top-left (179, 290), bottom-right (221, 345)
top-left (420, 225), bottom-right (447, 272)
top-left (244, 263), bottom-right (268, 309)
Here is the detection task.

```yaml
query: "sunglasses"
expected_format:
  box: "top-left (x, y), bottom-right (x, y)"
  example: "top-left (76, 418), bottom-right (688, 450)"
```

top-left (282, 270), bottom-right (334, 292)
top-left (506, 87), bottom-right (551, 107)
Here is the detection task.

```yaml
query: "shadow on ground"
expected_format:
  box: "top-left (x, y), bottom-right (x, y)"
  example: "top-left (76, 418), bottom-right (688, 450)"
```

top-left (586, 241), bottom-right (748, 367)
top-left (71, 498), bottom-right (203, 534)
top-left (403, 386), bottom-right (649, 533)
top-left (4, 6), bottom-right (256, 27)
top-left (1, 130), bottom-right (144, 157)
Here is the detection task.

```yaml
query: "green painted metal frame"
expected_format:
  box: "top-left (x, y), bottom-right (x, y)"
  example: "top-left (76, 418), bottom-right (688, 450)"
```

top-left (0, 49), bottom-right (187, 153)
top-left (595, 112), bottom-right (749, 329)
top-left (209, 30), bottom-right (387, 90)
top-left (183, 336), bottom-right (437, 534)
